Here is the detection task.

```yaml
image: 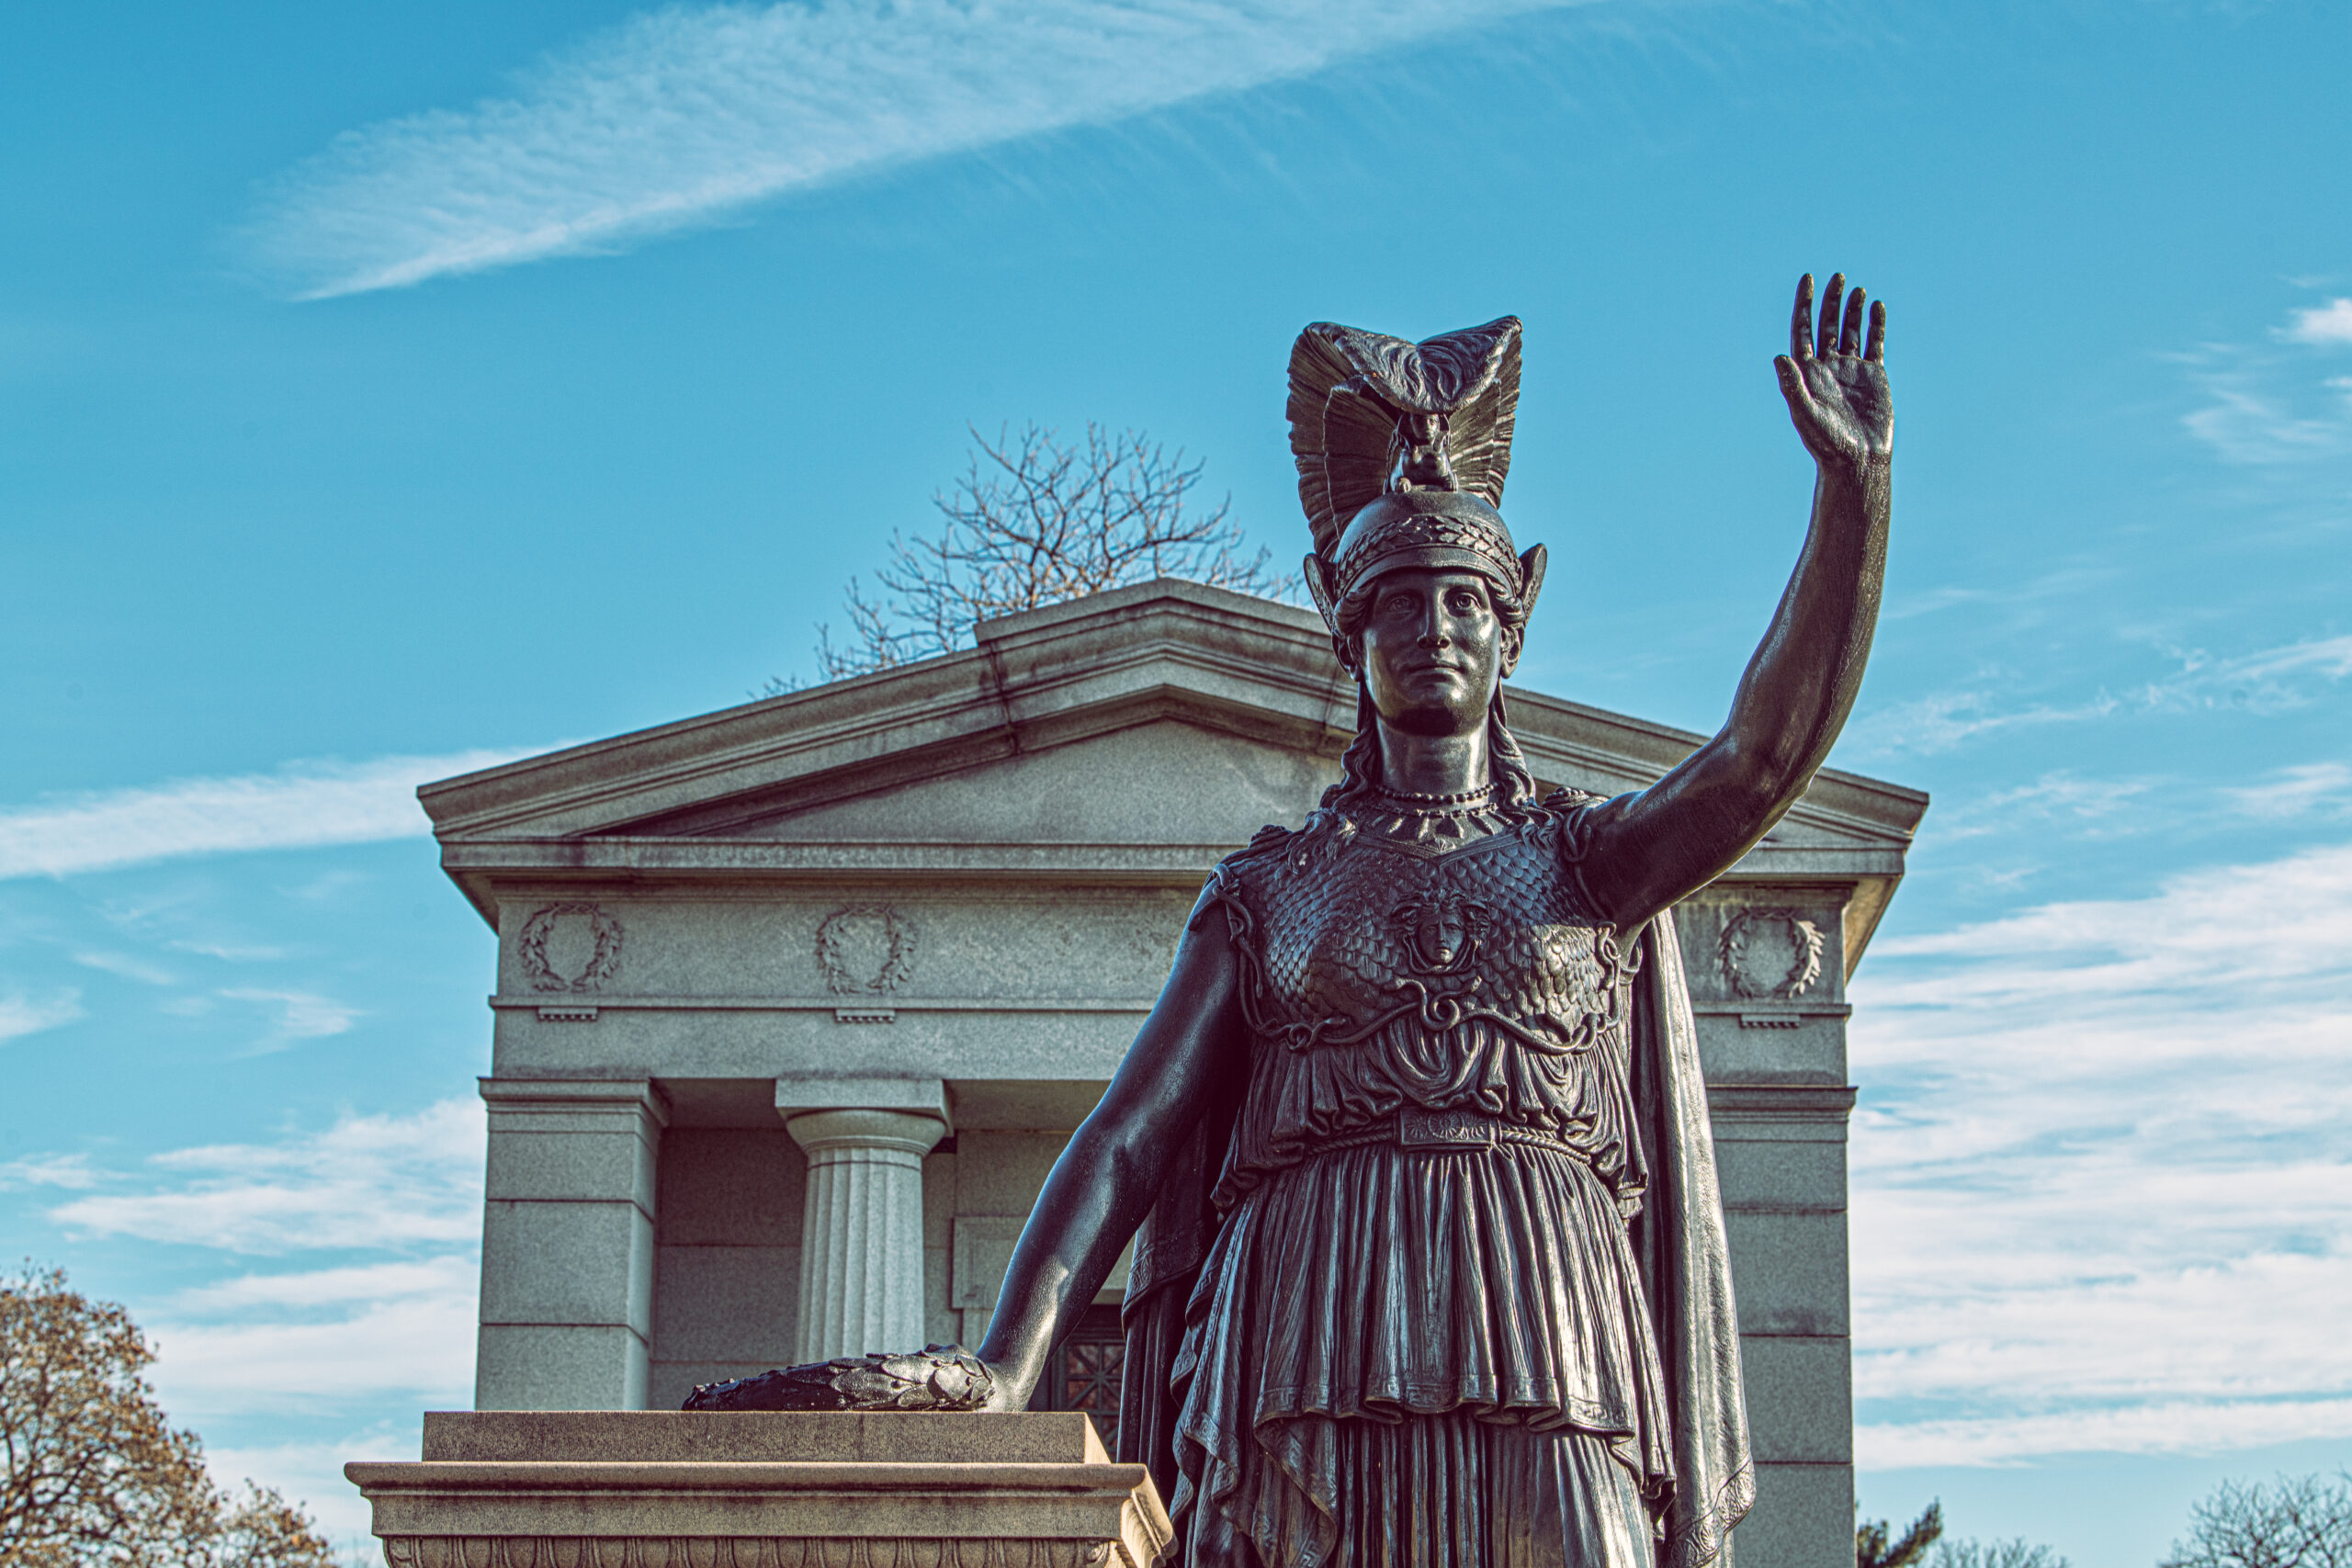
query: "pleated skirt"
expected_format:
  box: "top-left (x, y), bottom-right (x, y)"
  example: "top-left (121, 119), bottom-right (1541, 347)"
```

top-left (1170, 1140), bottom-right (1671, 1568)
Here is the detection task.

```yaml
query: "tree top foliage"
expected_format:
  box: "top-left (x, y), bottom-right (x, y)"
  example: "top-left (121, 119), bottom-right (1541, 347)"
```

top-left (1, 1264), bottom-right (339, 1568)
top-left (1861, 1501), bottom-right (1946, 1568)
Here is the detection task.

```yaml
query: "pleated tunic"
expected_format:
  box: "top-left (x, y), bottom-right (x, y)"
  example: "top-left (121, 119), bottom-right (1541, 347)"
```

top-left (1168, 802), bottom-right (1674, 1568)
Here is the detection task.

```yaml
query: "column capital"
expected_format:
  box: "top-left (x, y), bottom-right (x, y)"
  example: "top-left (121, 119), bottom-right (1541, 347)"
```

top-left (783, 1108), bottom-right (947, 1161)
top-left (774, 1075), bottom-right (952, 1134)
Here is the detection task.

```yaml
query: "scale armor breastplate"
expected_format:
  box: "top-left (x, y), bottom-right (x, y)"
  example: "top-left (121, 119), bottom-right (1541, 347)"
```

top-left (1205, 803), bottom-right (1649, 1213)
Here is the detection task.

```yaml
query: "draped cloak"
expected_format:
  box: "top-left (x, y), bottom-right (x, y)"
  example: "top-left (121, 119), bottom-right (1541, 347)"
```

top-left (1118, 803), bottom-right (1754, 1568)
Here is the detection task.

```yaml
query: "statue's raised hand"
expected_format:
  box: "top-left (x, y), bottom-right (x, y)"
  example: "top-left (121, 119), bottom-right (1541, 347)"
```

top-left (1775, 272), bottom-right (1892, 468)
top-left (684, 1345), bottom-right (1001, 1412)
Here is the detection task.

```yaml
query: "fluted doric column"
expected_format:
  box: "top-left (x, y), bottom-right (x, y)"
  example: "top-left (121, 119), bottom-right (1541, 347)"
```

top-left (784, 1107), bottom-right (946, 1363)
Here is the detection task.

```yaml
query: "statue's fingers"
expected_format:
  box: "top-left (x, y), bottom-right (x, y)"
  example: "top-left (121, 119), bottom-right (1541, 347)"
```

top-left (1816, 273), bottom-right (1846, 359)
top-left (1840, 287), bottom-right (1869, 356)
top-left (1774, 354), bottom-right (1815, 415)
top-left (1791, 274), bottom-right (1816, 360)
top-left (1865, 299), bottom-right (1888, 362)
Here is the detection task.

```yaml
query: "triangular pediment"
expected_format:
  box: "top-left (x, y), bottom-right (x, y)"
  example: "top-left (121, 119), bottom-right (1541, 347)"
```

top-left (422, 581), bottom-right (1926, 948)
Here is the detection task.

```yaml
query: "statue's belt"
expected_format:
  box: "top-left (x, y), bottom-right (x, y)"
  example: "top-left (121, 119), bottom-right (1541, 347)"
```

top-left (1302, 1106), bottom-right (1586, 1161)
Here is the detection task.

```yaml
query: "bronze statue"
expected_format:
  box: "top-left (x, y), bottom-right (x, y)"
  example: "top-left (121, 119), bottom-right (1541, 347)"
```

top-left (691, 274), bottom-right (1894, 1568)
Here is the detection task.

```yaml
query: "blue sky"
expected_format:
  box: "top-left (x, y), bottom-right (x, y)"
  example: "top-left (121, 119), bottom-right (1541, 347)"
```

top-left (2, 0), bottom-right (2347, 1560)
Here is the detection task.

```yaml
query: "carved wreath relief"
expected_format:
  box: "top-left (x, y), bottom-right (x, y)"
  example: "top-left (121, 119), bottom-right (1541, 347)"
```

top-left (1717, 907), bottom-right (1825, 999)
top-left (815, 905), bottom-right (918, 996)
top-left (517, 903), bottom-right (625, 993)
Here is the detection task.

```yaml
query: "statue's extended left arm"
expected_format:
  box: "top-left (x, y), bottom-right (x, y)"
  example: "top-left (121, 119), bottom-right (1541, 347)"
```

top-left (1577, 272), bottom-right (1894, 931)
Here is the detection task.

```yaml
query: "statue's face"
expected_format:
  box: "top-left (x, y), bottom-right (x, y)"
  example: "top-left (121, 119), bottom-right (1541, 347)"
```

top-left (1359, 568), bottom-right (1508, 738)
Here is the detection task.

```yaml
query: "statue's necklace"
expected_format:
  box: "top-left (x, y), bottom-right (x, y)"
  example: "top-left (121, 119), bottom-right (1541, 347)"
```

top-left (1363, 784), bottom-right (1505, 844)
top-left (1372, 784), bottom-right (1495, 813)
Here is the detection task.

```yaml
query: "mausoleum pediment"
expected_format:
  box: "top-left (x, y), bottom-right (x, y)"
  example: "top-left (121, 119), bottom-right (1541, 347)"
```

top-left (422, 581), bottom-right (1925, 951)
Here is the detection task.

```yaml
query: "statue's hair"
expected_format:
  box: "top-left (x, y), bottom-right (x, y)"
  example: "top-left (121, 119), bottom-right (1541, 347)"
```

top-left (1289, 568), bottom-right (1542, 859)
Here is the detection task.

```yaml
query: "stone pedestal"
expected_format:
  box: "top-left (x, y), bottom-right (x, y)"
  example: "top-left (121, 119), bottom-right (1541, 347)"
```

top-left (346, 1410), bottom-right (1170, 1567)
top-left (784, 1109), bottom-right (948, 1363)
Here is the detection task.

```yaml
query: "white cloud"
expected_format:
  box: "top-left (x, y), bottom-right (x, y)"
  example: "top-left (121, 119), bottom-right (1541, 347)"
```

top-left (2226, 761), bottom-right (2352, 820)
top-left (2183, 377), bottom-right (2352, 464)
top-left (1862, 1397), bottom-right (2352, 1472)
top-left (220, 987), bottom-right (361, 1050)
top-left (1845, 686), bottom-right (2119, 758)
top-left (1849, 840), bottom-right (2352, 1467)
top-left (2139, 634), bottom-right (2352, 712)
top-left (48, 1099), bottom-right (485, 1254)
top-left (1927, 772), bottom-right (2156, 840)
top-left (169, 1257), bottom-right (476, 1314)
top-left (155, 1293), bottom-right (477, 1408)
top-left (2282, 298), bottom-right (2352, 346)
top-left (1849, 635), bottom-right (2352, 760)
top-left (243, 0), bottom-right (1594, 299)
top-left (2182, 309), bottom-right (2352, 464)
top-left (0, 748), bottom-right (537, 881)
top-left (0, 1150), bottom-right (103, 1190)
top-left (152, 1270), bottom-right (478, 1415)
top-left (71, 949), bottom-right (180, 985)
top-left (0, 987), bottom-right (84, 1042)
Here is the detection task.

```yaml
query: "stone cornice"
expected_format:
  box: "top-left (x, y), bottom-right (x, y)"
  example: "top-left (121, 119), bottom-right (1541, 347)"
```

top-left (424, 581), bottom-right (1928, 961)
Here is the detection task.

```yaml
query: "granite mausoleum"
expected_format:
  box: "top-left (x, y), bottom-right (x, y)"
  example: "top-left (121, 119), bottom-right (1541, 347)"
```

top-left (420, 579), bottom-right (1924, 1567)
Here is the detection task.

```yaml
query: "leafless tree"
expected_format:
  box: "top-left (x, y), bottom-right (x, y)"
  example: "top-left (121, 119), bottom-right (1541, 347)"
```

top-left (772, 422), bottom-right (1297, 689)
top-left (1, 1265), bottom-right (339, 1568)
top-left (1934, 1537), bottom-right (2071, 1568)
top-left (2163, 1472), bottom-right (2352, 1568)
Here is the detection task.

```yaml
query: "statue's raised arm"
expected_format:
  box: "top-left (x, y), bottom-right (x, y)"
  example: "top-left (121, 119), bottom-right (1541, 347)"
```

top-left (1577, 273), bottom-right (1894, 931)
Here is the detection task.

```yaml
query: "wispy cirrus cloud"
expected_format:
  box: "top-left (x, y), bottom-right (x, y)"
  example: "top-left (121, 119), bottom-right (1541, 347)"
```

top-left (1849, 840), bottom-right (2352, 1468)
top-left (2182, 295), bottom-right (2352, 465)
top-left (1849, 634), bottom-right (2352, 760)
top-left (48, 1099), bottom-right (484, 1253)
top-left (243, 0), bottom-right (1596, 299)
top-left (0, 1150), bottom-right (102, 1190)
top-left (218, 988), bottom-right (361, 1053)
top-left (2226, 761), bottom-right (2352, 820)
top-left (0, 988), bottom-right (84, 1043)
top-left (0, 748), bottom-right (537, 881)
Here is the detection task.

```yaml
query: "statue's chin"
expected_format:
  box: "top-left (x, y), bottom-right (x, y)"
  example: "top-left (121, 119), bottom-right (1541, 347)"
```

top-left (1372, 696), bottom-right (1487, 739)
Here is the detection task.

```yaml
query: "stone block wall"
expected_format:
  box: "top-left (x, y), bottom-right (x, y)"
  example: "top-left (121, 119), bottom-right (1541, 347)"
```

top-left (1678, 888), bottom-right (1859, 1567)
top-left (475, 1080), bottom-right (664, 1411)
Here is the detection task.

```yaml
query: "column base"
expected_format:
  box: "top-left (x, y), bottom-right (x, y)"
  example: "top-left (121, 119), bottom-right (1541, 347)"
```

top-left (347, 1410), bottom-right (1170, 1568)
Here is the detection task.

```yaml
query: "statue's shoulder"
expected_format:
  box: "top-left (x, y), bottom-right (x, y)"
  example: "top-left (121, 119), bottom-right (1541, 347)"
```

top-left (1531, 786), bottom-right (1612, 860)
top-left (1187, 821), bottom-right (1298, 937)
top-left (1210, 820), bottom-right (1298, 886)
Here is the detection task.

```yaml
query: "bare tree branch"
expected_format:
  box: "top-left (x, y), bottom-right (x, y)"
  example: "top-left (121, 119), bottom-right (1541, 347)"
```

top-left (1934, 1538), bottom-right (2071, 1568)
top-left (767, 422), bottom-right (1300, 691)
top-left (2164, 1472), bottom-right (2352, 1568)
